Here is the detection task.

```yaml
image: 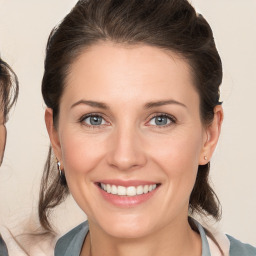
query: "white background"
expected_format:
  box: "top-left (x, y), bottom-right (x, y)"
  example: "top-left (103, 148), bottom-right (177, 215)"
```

top-left (0, 0), bottom-right (255, 246)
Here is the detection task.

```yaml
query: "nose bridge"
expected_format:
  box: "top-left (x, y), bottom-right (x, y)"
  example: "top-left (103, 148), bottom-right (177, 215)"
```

top-left (107, 121), bottom-right (146, 171)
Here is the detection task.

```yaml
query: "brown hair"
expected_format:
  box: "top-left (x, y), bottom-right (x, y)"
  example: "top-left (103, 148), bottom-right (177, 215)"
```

top-left (39, 0), bottom-right (222, 232)
top-left (0, 57), bottom-right (19, 122)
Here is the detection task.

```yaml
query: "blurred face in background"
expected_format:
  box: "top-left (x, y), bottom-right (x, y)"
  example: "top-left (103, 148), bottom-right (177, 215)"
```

top-left (0, 58), bottom-right (18, 165)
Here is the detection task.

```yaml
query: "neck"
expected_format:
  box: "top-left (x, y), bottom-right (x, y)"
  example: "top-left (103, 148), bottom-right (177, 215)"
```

top-left (81, 217), bottom-right (201, 256)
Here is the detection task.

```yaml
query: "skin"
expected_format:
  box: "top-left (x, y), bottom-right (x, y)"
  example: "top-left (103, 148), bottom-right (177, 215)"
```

top-left (46, 43), bottom-right (223, 256)
top-left (0, 110), bottom-right (6, 165)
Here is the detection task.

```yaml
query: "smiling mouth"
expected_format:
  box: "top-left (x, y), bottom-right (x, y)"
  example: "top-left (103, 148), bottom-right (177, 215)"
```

top-left (98, 183), bottom-right (160, 196)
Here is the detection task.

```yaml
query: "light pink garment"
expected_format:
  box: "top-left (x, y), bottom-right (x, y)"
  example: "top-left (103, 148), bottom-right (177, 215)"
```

top-left (207, 232), bottom-right (230, 256)
top-left (0, 225), bottom-right (57, 256)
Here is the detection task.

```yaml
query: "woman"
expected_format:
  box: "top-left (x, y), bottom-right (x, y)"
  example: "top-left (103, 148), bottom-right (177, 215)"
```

top-left (39, 0), bottom-right (256, 255)
top-left (0, 57), bottom-right (19, 255)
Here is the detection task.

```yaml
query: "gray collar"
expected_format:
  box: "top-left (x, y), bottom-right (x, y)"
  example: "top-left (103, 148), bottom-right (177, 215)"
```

top-left (194, 219), bottom-right (212, 256)
top-left (0, 235), bottom-right (8, 256)
top-left (59, 219), bottom-right (211, 256)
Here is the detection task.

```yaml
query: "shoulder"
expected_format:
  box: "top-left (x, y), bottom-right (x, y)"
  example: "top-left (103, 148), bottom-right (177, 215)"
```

top-left (55, 221), bottom-right (89, 256)
top-left (227, 235), bottom-right (256, 256)
top-left (1, 225), bottom-right (56, 256)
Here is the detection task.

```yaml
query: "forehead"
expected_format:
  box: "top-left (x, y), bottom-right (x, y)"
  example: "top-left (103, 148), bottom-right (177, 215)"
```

top-left (63, 42), bottom-right (199, 108)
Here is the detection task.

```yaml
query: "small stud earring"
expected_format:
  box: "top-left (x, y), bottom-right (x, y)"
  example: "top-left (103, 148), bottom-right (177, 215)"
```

top-left (204, 156), bottom-right (207, 160)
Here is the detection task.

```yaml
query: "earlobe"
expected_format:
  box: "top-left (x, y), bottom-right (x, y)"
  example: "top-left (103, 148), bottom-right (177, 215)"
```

top-left (199, 105), bottom-right (224, 165)
top-left (45, 108), bottom-right (62, 162)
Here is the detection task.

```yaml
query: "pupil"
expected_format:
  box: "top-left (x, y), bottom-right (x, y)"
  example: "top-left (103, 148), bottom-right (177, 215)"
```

top-left (90, 116), bottom-right (102, 125)
top-left (156, 116), bottom-right (167, 125)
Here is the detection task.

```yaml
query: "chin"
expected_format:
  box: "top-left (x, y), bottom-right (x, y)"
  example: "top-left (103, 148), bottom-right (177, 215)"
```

top-left (105, 223), bottom-right (151, 239)
top-left (92, 212), bottom-right (153, 239)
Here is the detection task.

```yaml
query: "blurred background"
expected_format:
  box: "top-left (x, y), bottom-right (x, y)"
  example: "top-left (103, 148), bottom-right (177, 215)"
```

top-left (0, 0), bottom-right (255, 245)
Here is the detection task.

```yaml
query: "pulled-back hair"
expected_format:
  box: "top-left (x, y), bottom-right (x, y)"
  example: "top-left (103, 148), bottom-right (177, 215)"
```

top-left (0, 57), bottom-right (19, 122)
top-left (39, 0), bottom-right (222, 232)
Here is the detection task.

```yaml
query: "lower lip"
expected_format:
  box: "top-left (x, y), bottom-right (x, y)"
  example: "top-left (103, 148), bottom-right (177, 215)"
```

top-left (97, 185), bottom-right (159, 207)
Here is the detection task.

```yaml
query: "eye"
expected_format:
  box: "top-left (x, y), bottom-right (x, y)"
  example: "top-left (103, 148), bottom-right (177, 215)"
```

top-left (82, 114), bottom-right (107, 126)
top-left (148, 114), bottom-right (175, 126)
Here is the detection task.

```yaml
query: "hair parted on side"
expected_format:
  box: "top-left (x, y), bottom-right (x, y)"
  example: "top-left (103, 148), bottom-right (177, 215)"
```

top-left (39, 0), bottom-right (222, 232)
top-left (0, 57), bottom-right (19, 122)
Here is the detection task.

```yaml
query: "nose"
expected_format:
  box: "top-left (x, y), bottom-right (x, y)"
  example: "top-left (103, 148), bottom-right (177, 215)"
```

top-left (106, 125), bottom-right (147, 171)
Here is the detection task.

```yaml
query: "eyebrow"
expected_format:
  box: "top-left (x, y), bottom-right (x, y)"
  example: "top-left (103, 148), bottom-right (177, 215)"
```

top-left (144, 99), bottom-right (187, 109)
top-left (70, 99), bottom-right (187, 110)
top-left (71, 100), bottom-right (109, 110)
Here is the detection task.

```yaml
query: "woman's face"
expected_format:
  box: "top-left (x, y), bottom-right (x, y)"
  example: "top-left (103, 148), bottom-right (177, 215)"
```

top-left (47, 43), bottom-right (221, 239)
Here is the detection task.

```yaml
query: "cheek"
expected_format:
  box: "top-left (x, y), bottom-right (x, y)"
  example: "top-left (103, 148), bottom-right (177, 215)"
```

top-left (147, 129), bottom-right (203, 199)
top-left (0, 125), bottom-right (6, 163)
top-left (60, 130), bottom-right (106, 176)
top-left (149, 130), bottom-right (203, 173)
top-left (147, 131), bottom-right (202, 216)
top-left (58, 128), bottom-right (109, 213)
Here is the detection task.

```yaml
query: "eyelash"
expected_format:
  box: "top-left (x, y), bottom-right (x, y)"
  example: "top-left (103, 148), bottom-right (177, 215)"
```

top-left (79, 113), bottom-right (109, 129)
top-left (79, 113), bottom-right (176, 129)
top-left (147, 113), bottom-right (177, 128)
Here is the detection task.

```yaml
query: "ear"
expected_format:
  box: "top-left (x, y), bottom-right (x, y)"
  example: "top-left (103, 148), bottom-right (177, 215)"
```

top-left (45, 108), bottom-right (63, 163)
top-left (199, 105), bottom-right (224, 165)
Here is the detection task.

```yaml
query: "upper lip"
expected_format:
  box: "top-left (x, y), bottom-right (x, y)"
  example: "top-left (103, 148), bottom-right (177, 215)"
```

top-left (96, 179), bottom-right (160, 187)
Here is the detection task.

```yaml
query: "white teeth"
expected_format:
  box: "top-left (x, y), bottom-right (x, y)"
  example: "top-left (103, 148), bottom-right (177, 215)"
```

top-left (100, 183), bottom-right (158, 196)
top-left (117, 186), bottom-right (126, 196)
top-left (143, 185), bottom-right (149, 194)
top-left (136, 185), bottom-right (144, 195)
top-left (126, 186), bottom-right (137, 196)
top-left (107, 184), bottom-right (111, 193)
top-left (111, 185), bottom-right (117, 194)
